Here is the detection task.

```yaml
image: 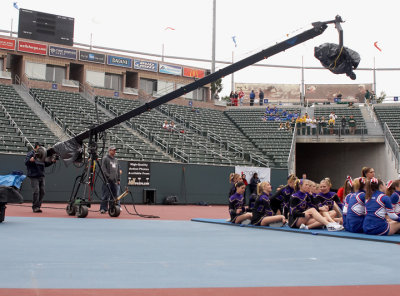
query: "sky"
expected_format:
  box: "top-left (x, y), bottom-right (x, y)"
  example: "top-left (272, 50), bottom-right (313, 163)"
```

top-left (1, 0), bottom-right (400, 98)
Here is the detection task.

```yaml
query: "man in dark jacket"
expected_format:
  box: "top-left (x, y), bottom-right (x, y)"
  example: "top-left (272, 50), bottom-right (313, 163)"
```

top-left (25, 142), bottom-right (55, 213)
top-left (100, 146), bottom-right (121, 213)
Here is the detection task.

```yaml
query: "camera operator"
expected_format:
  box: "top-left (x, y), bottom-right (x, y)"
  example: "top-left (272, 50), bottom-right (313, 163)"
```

top-left (100, 146), bottom-right (120, 214)
top-left (24, 142), bottom-right (56, 213)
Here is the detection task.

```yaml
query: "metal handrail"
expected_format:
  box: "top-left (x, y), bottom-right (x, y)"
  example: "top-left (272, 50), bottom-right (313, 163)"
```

top-left (384, 123), bottom-right (400, 173)
top-left (173, 147), bottom-right (190, 163)
top-left (287, 124), bottom-right (297, 175)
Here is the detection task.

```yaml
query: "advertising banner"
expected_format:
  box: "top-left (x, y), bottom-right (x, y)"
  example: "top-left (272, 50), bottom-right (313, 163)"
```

top-left (49, 45), bottom-right (77, 60)
top-left (0, 37), bottom-right (16, 50)
top-left (127, 161), bottom-right (150, 186)
top-left (79, 50), bottom-right (105, 64)
top-left (235, 166), bottom-right (271, 183)
top-left (17, 40), bottom-right (47, 55)
top-left (134, 59), bottom-right (158, 72)
top-left (183, 67), bottom-right (205, 79)
top-left (107, 55), bottom-right (132, 68)
top-left (159, 63), bottom-right (182, 76)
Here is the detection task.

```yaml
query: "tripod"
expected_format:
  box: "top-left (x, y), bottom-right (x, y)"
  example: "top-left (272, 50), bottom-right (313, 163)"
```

top-left (66, 133), bottom-right (121, 218)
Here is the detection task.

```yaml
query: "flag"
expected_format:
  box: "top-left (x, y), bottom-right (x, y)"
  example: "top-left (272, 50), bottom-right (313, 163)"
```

top-left (165, 27), bottom-right (175, 31)
top-left (13, 2), bottom-right (19, 9)
top-left (232, 36), bottom-right (237, 47)
top-left (374, 41), bottom-right (382, 52)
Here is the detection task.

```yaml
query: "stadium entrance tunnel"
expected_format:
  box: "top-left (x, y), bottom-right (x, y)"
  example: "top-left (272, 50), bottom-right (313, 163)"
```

top-left (296, 142), bottom-right (396, 188)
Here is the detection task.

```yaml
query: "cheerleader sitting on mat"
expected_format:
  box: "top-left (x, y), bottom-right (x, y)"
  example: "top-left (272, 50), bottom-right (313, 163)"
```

top-left (315, 178), bottom-right (344, 225)
top-left (288, 179), bottom-right (343, 231)
top-left (342, 176), bottom-right (354, 231)
top-left (345, 177), bottom-right (366, 233)
top-left (251, 182), bottom-right (286, 226)
top-left (363, 178), bottom-right (400, 236)
top-left (386, 180), bottom-right (400, 216)
top-left (228, 181), bottom-right (252, 224)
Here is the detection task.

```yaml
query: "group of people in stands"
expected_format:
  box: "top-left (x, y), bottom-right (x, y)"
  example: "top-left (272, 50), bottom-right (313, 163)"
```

top-left (262, 106), bottom-right (299, 122)
top-left (228, 166), bottom-right (400, 235)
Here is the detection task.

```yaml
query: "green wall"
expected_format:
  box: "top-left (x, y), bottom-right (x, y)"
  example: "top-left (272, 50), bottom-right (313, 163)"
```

top-left (0, 154), bottom-right (287, 205)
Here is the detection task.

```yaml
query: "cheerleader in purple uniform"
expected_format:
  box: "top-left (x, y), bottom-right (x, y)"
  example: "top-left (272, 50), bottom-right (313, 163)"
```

top-left (345, 177), bottom-right (366, 233)
top-left (270, 174), bottom-right (297, 218)
top-left (251, 182), bottom-right (286, 226)
top-left (228, 181), bottom-right (252, 224)
top-left (316, 178), bottom-right (343, 225)
top-left (363, 178), bottom-right (400, 235)
top-left (386, 180), bottom-right (400, 216)
top-left (288, 179), bottom-right (342, 231)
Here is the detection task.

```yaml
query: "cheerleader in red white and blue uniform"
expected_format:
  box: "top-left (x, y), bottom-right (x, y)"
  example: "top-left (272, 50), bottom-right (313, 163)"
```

top-left (251, 182), bottom-right (286, 226)
top-left (363, 178), bottom-right (400, 236)
top-left (386, 180), bottom-right (400, 216)
top-left (228, 181), bottom-right (252, 224)
top-left (341, 176), bottom-right (354, 230)
top-left (345, 177), bottom-right (366, 233)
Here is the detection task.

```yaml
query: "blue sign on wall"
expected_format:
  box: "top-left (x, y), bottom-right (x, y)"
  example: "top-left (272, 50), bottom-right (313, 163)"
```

top-left (79, 50), bottom-right (105, 64)
top-left (134, 59), bottom-right (158, 72)
top-left (394, 97), bottom-right (398, 102)
top-left (107, 55), bottom-right (132, 68)
top-left (52, 83), bottom-right (58, 90)
top-left (264, 99), bottom-right (269, 104)
top-left (159, 63), bottom-right (182, 76)
top-left (114, 91), bottom-right (119, 97)
top-left (49, 45), bottom-right (77, 60)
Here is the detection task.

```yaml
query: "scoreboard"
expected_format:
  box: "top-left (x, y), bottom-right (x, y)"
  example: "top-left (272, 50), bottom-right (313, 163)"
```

top-left (18, 8), bottom-right (74, 46)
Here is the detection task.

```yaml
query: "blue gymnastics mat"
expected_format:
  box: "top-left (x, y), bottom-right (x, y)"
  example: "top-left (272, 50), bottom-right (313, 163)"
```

top-left (191, 218), bottom-right (400, 244)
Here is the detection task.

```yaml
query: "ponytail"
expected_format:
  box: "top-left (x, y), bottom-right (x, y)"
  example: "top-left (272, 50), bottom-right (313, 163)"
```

top-left (365, 178), bottom-right (382, 201)
top-left (386, 180), bottom-right (400, 197)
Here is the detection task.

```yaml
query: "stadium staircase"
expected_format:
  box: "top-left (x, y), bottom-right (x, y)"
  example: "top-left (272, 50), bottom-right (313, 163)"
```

top-left (0, 84), bottom-right (59, 154)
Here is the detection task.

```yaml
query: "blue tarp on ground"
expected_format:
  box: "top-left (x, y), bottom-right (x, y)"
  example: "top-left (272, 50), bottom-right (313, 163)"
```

top-left (0, 173), bottom-right (26, 189)
top-left (191, 218), bottom-right (400, 244)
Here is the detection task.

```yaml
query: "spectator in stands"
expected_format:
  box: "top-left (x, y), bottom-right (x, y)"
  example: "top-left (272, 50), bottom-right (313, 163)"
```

top-left (251, 182), bottom-right (286, 226)
top-left (348, 115), bottom-right (356, 135)
top-left (328, 117), bottom-right (335, 135)
top-left (363, 178), bottom-right (400, 235)
top-left (238, 88), bottom-right (245, 106)
top-left (329, 111), bottom-right (337, 123)
top-left (319, 116), bottom-right (327, 135)
top-left (249, 90), bottom-right (255, 106)
top-left (259, 89), bottom-right (264, 106)
top-left (311, 117), bottom-right (317, 135)
top-left (169, 121), bottom-right (176, 131)
top-left (365, 89), bottom-right (371, 104)
top-left (100, 146), bottom-right (121, 214)
top-left (290, 118), bottom-right (296, 131)
top-left (361, 167), bottom-right (375, 181)
top-left (229, 91), bottom-right (235, 106)
top-left (249, 173), bottom-right (260, 194)
top-left (285, 121), bottom-right (291, 132)
top-left (288, 179), bottom-right (342, 231)
top-left (341, 115), bottom-right (347, 135)
top-left (25, 142), bottom-right (56, 213)
top-left (233, 91), bottom-right (239, 106)
top-left (162, 120), bottom-right (169, 129)
top-left (229, 181), bottom-right (252, 224)
top-left (278, 122), bottom-right (285, 130)
top-left (305, 114), bottom-right (312, 135)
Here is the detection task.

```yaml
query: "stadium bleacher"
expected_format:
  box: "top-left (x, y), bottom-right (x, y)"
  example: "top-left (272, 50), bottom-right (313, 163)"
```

top-left (97, 96), bottom-right (258, 166)
top-left (29, 88), bottom-right (170, 162)
top-left (225, 107), bottom-right (300, 167)
top-left (374, 105), bottom-right (400, 142)
top-left (0, 84), bottom-right (58, 153)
